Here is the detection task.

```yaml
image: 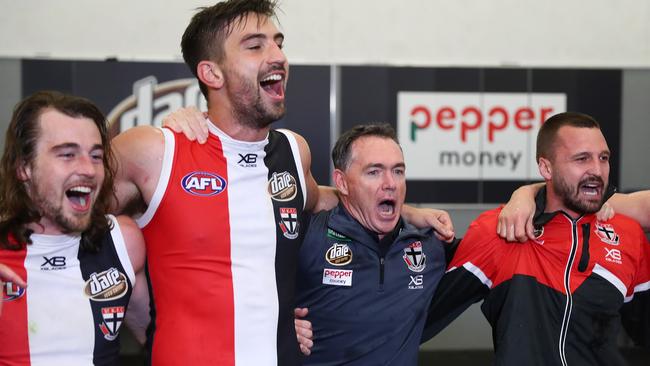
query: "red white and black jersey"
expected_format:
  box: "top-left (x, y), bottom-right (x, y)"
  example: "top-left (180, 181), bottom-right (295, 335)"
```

top-left (423, 202), bottom-right (650, 366)
top-left (138, 124), bottom-right (307, 366)
top-left (0, 215), bottom-right (135, 366)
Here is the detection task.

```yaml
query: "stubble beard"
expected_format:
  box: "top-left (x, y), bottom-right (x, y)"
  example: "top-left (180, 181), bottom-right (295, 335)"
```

top-left (553, 175), bottom-right (606, 215)
top-left (225, 68), bottom-right (286, 130)
top-left (29, 177), bottom-right (92, 234)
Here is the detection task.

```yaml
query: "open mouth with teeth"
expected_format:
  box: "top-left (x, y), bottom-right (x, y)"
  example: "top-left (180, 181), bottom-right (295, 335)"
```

top-left (378, 199), bottom-right (397, 217)
top-left (66, 186), bottom-right (93, 211)
top-left (260, 73), bottom-right (284, 99)
top-left (578, 181), bottom-right (603, 198)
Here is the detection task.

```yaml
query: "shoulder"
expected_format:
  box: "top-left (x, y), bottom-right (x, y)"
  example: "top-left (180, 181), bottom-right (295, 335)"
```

top-left (468, 207), bottom-right (502, 233)
top-left (112, 215), bottom-right (145, 272)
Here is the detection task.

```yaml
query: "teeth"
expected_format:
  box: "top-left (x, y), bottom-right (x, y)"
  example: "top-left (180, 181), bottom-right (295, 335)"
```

top-left (69, 186), bottom-right (91, 193)
top-left (261, 74), bottom-right (282, 82)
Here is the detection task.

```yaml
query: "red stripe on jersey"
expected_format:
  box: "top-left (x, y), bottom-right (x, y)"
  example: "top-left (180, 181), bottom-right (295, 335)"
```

top-left (0, 247), bottom-right (30, 365)
top-left (143, 131), bottom-right (235, 365)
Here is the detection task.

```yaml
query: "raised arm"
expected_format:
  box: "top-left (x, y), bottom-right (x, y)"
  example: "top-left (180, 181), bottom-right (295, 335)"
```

top-left (116, 215), bottom-right (150, 345)
top-left (605, 191), bottom-right (650, 231)
top-left (110, 126), bottom-right (165, 215)
top-left (497, 183), bottom-right (544, 242)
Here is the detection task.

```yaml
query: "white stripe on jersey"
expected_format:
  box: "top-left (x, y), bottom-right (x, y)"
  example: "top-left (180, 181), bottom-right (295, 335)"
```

top-left (137, 128), bottom-right (175, 228)
top-left (207, 122), bottom-right (280, 366)
top-left (277, 129), bottom-right (307, 211)
top-left (108, 215), bottom-right (136, 286)
top-left (25, 234), bottom-right (95, 366)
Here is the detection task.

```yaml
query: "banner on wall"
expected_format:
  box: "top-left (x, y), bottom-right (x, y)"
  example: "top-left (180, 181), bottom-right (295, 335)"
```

top-left (397, 92), bottom-right (566, 180)
top-left (106, 76), bottom-right (207, 136)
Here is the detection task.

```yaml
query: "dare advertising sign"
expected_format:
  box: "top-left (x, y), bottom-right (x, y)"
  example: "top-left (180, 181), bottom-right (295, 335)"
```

top-left (397, 92), bottom-right (566, 181)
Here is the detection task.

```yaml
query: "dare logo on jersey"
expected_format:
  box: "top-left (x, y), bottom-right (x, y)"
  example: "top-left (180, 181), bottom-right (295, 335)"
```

top-left (325, 243), bottom-right (353, 266)
top-left (84, 268), bottom-right (129, 301)
top-left (181, 171), bottom-right (227, 197)
top-left (2, 282), bottom-right (25, 302)
top-left (268, 171), bottom-right (297, 202)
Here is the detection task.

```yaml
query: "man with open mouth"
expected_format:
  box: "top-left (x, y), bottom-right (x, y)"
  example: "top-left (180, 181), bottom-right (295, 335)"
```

top-left (422, 112), bottom-right (650, 365)
top-left (0, 91), bottom-right (148, 365)
top-left (294, 123), bottom-right (449, 365)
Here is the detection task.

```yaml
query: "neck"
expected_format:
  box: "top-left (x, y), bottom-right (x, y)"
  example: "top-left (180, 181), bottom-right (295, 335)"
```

top-left (207, 99), bottom-right (270, 142)
top-left (26, 220), bottom-right (77, 236)
top-left (544, 186), bottom-right (582, 220)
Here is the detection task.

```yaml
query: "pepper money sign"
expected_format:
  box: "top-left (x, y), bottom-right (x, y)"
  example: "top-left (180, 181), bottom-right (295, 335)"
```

top-left (397, 92), bottom-right (566, 180)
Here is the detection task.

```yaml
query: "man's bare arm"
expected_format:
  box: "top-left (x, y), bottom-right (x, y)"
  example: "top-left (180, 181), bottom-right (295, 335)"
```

top-left (497, 183), bottom-right (544, 242)
top-left (117, 215), bottom-right (150, 345)
top-left (605, 191), bottom-right (650, 231)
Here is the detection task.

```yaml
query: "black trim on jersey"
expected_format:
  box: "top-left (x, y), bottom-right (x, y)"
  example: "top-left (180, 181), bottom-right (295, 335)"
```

top-left (264, 130), bottom-right (305, 365)
top-left (77, 228), bottom-right (133, 366)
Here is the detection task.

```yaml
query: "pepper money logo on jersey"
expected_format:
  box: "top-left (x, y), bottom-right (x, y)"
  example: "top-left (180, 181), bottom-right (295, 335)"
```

top-left (84, 267), bottom-right (129, 301)
top-left (181, 171), bottom-right (227, 196)
top-left (268, 171), bottom-right (297, 201)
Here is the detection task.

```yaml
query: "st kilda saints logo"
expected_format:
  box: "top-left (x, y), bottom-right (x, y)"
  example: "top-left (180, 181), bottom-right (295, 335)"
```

top-left (279, 207), bottom-right (299, 239)
top-left (403, 241), bottom-right (426, 272)
top-left (99, 306), bottom-right (125, 341)
top-left (595, 222), bottom-right (620, 245)
top-left (268, 171), bottom-right (297, 202)
top-left (84, 268), bottom-right (129, 301)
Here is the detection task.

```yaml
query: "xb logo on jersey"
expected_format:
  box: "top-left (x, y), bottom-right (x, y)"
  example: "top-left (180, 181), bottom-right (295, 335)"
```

top-left (238, 153), bottom-right (258, 167)
top-left (181, 171), bottom-right (227, 197)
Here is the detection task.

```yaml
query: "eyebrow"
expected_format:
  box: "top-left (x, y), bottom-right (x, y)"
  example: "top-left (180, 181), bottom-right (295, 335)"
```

top-left (51, 143), bottom-right (104, 152)
top-left (241, 32), bottom-right (284, 44)
top-left (365, 162), bottom-right (406, 169)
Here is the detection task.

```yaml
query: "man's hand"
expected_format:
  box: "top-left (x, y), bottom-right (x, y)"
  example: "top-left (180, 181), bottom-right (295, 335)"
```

top-left (162, 107), bottom-right (209, 144)
top-left (596, 202), bottom-right (615, 222)
top-left (294, 307), bottom-right (313, 356)
top-left (402, 206), bottom-right (455, 242)
top-left (497, 184), bottom-right (542, 242)
top-left (0, 263), bottom-right (27, 316)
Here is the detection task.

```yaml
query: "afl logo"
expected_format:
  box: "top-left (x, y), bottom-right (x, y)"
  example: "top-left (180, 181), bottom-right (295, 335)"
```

top-left (268, 171), bottom-right (297, 202)
top-left (181, 171), bottom-right (227, 196)
top-left (84, 268), bottom-right (129, 302)
top-left (3, 282), bottom-right (25, 302)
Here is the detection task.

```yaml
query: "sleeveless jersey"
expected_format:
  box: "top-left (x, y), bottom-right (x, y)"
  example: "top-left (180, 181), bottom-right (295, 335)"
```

top-left (138, 124), bottom-right (307, 366)
top-left (0, 215), bottom-right (135, 366)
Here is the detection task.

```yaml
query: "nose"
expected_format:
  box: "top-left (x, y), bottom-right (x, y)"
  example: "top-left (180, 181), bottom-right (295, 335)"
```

top-left (268, 42), bottom-right (287, 68)
top-left (76, 155), bottom-right (97, 177)
top-left (382, 172), bottom-right (397, 191)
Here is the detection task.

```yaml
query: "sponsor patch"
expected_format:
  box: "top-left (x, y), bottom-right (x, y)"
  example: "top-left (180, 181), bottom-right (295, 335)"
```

top-left (237, 153), bottom-right (258, 167)
top-left (595, 222), bottom-right (620, 245)
top-left (403, 241), bottom-right (427, 272)
top-left (604, 248), bottom-right (622, 265)
top-left (2, 282), bottom-right (25, 302)
top-left (327, 228), bottom-right (350, 242)
top-left (268, 171), bottom-right (297, 202)
top-left (99, 306), bottom-right (125, 341)
top-left (41, 256), bottom-right (67, 271)
top-left (279, 207), bottom-right (299, 239)
top-left (409, 275), bottom-right (424, 290)
top-left (322, 268), bottom-right (353, 287)
top-left (325, 243), bottom-right (353, 266)
top-left (84, 268), bottom-right (129, 302)
top-left (181, 171), bottom-right (227, 197)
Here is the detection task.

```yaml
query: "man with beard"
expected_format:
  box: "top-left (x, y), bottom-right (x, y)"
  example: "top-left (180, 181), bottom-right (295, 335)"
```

top-left (421, 112), bottom-right (650, 365)
top-left (0, 91), bottom-right (148, 365)
top-left (110, 1), bottom-right (453, 365)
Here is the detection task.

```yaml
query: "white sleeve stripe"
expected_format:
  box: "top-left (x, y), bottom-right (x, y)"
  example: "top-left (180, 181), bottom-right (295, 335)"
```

top-left (462, 262), bottom-right (493, 289)
top-left (108, 215), bottom-right (136, 286)
top-left (136, 127), bottom-right (175, 228)
top-left (592, 263), bottom-right (627, 300)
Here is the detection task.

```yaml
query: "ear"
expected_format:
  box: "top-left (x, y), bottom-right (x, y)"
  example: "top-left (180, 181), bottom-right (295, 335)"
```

top-left (538, 157), bottom-right (553, 181)
top-left (333, 169), bottom-right (349, 196)
top-left (197, 61), bottom-right (224, 90)
top-left (16, 161), bottom-right (31, 181)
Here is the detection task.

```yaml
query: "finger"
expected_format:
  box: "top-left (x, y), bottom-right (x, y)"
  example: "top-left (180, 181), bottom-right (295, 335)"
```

top-left (506, 224), bottom-right (515, 242)
top-left (525, 218), bottom-right (535, 241)
top-left (294, 307), bottom-right (308, 318)
top-left (299, 344), bottom-right (312, 356)
top-left (497, 219), bottom-right (505, 239)
top-left (0, 265), bottom-right (26, 288)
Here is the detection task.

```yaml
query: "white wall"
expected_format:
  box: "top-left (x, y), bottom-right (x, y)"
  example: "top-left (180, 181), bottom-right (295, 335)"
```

top-left (2, 0), bottom-right (649, 67)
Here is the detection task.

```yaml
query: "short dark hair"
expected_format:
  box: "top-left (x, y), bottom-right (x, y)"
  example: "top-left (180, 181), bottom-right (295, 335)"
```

top-left (0, 91), bottom-right (116, 252)
top-left (332, 123), bottom-right (399, 171)
top-left (536, 112), bottom-right (601, 162)
top-left (181, 0), bottom-right (279, 97)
